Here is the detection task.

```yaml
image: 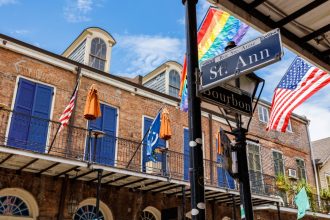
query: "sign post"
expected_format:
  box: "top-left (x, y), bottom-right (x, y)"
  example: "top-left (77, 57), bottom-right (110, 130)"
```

top-left (199, 31), bottom-right (282, 220)
top-left (183, 0), bottom-right (205, 219)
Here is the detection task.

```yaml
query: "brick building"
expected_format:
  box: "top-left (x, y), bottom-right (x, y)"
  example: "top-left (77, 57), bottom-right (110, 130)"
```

top-left (0, 27), bottom-right (328, 219)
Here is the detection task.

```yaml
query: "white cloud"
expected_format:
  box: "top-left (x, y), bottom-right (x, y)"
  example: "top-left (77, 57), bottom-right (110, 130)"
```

top-left (177, 17), bottom-right (185, 25)
top-left (0, 0), bottom-right (16, 6)
top-left (64, 0), bottom-right (101, 23)
top-left (112, 34), bottom-right (185, 77)
top-left (295, 97), bottom-right (330, 141)
top-left (11, 29), bottom-right (30, 35)
top-left (77, 0), bottom-right (92, 12)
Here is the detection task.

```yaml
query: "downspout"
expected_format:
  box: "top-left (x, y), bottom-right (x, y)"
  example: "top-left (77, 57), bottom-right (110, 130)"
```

top-left (305, 121), bottom-right (321, 206)
top-left (208, 113), bottom-right (214, 184)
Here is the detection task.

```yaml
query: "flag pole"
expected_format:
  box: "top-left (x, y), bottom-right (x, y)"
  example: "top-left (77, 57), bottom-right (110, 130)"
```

top-left (126, 106), bottom-right (164, 168)
top-left (47, 67), bottom-right (82, 154)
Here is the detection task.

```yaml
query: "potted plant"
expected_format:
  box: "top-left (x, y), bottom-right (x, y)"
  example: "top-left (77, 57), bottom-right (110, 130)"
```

top-left (320, 188), bottom-right (330, 213)
top-left (276, 174), bottom-right (290, 192)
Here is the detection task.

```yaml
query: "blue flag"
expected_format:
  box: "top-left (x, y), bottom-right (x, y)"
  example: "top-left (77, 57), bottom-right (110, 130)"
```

top-left (146, 112), bottom-right (161, 162)
top-left (294, 187), bottom-right (310, 219)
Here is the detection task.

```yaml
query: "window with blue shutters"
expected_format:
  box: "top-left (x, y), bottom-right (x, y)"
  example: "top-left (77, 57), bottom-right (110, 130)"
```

top-left (142, 116), bottom-right (166, 173)
top-left (87, 104), bottom-right (117, 166)
top-left (183, 128), bottom-right (189, 181)
top-left (8, 78), bottom-right (53, 153)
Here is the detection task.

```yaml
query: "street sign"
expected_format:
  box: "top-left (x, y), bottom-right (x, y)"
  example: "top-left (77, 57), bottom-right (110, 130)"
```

top-left (200, 28), bottom-right (283, 92)
top-left (200, 84), bottom-right (252, 116)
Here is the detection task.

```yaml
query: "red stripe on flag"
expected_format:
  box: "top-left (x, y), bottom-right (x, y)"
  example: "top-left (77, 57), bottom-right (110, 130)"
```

top-left (179, 55), bottom-right (187, 97)
top-left (268, 68), bottom-right (330, 131)
top-left (268, 68), bottom-right (319, 127)
top-left (275, 72), bottom-right (330, 132)
top-left (197, 8), bottom-right (217, 44)
top-left (270, 70), bottom-right (322, 130)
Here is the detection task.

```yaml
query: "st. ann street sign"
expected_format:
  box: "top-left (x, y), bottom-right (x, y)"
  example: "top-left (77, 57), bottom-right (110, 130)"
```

top-left (200, 84), bottom-right (253, 116)
top-left (200, 29), bottom-right (283, 92)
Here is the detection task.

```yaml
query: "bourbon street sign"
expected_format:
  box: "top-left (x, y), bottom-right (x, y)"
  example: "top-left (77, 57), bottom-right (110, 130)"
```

top-left (200, 84), bottom-right (252, 116)
top-left (199, 29), bottom-right (283, 92)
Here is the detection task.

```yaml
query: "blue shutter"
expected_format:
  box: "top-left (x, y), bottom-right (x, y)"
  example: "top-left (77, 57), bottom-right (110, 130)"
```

top-left (8, 79), bottom-right (53, 153)
top-left (183, 128), bottom-right (190, 181)
top-left (88, 104), bottom-right (117, 166)
top-left (217, 154), bottom-right (226, 187)
top-left (8, 79), bottom-right (35, 148)
top-left (142, 116), bottom-right (166, 172)
top-left (217, 153), bottom-right (235, 189)
top-left (100, 105), bottom-right (117, 165)
top-left (29, 83), bottom-right (53, 152)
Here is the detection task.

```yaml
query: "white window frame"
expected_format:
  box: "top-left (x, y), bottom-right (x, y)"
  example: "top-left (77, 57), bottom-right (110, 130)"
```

top-left (168, 69), bottom-right (180, 97)
top-left (286, 119), bottom-right (293, 132)
top-left (326, 174), bottom-right (330, 190)
top-left (89, 37), bottom-right (107, 71)
top-left (6, 75), bottom-right (56, 153)
top-left (295, 157), bottom-right (307, 181)
top-left (258, 105), bottom-right (269, 123)
top-left (272, 149), bottom-right (285, 176)
top-left (247, 141), bottom-right (264, 193)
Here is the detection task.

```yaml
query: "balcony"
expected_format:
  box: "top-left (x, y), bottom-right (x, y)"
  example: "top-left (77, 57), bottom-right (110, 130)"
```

top-left (0, 109), bottom-right (281, 206)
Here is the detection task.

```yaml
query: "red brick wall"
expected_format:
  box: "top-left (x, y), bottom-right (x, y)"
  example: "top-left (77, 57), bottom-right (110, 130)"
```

top-left (0, 45), bottom-right (315, 187)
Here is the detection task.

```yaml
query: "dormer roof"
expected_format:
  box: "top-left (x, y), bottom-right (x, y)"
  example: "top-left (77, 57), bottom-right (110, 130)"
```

top-left (62, 27), bottom-right (116, 57)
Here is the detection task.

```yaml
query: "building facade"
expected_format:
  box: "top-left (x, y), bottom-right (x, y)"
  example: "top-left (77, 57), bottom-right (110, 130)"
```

top-left (312, 137), bottom-right (330, 191)
top-left (0, 27), bottom-right (328, 219)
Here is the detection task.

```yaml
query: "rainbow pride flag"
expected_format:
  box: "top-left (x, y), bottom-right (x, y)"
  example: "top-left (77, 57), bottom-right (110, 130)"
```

top-left (179, 7), bottom-right (249, 111)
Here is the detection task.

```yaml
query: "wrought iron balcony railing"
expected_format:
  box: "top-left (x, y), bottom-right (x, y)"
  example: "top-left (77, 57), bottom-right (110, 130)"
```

top-left (0, 109), bottom-right (279, 198)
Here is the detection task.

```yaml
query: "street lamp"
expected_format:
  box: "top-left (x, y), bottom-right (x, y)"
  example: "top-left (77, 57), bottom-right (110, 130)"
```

top-left (223, 42), bottom-right (265, 220)
top-left (90, 130), bottom-right (105, 163)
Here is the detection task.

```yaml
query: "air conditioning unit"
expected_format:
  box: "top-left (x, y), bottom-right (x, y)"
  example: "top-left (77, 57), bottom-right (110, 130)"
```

top-left (288, 169), bottom-right (297, 179)
top-left (146, 161), bottom-right (162, 174)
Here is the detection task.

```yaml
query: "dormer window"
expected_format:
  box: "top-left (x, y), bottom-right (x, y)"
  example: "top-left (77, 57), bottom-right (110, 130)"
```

top-left (169, 70), bottom-right (180, 97)
top-left (89, 37), bottom-right (107, 71)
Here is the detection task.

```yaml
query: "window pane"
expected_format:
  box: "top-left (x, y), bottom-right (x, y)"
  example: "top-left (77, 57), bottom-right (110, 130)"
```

top-left (169, 70), bottom-right (180, 88)
top-left (263, 107), bottom-right (269, 122)
top-left (258, 105), bottom-right (263, 121)
top-left (90, 38), bottom-right (107, 59)
top-left (255, 154), bottom-right (261, 171)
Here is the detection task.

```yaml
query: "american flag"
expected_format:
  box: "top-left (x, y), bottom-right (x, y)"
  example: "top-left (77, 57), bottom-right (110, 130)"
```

top-left (59, 83), bottom-right (79, 132)
top-left (267, 57), bottom-right (330, 132)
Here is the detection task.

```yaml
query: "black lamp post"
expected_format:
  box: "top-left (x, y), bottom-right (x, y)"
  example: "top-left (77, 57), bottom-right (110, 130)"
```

top-left (224, 42), bottom-right (265, 220)
top-left (182, 0), bottom-right (206, 219)
top-left (90, 130), bottom-right (105, 163)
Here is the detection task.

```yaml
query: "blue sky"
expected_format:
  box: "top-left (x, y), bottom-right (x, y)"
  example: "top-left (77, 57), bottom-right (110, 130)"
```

top-left (0, 0), bottom-right (329, 140)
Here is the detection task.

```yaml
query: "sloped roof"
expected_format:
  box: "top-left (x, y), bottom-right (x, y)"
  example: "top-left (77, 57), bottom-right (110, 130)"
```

top-left (312, 137), bottom-right (330, 165)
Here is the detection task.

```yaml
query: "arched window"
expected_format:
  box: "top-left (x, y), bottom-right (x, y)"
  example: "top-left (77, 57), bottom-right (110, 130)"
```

top-left (0, 196), bottom-right (29, 216)
top-left (0, 188), bottom-right (39, 220)
top-left (74, 198), bottom-right (113, 220)
top-left (169, 70), bottom-right (180, 97)
top-left (89, 38), bottom-right (107, 71)
top-left (74, 205), bottom-right (105, 220)
top-left (140, 206), bottom-right (161, 220)
top-left (140, 210), bottom-right (157, 220)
